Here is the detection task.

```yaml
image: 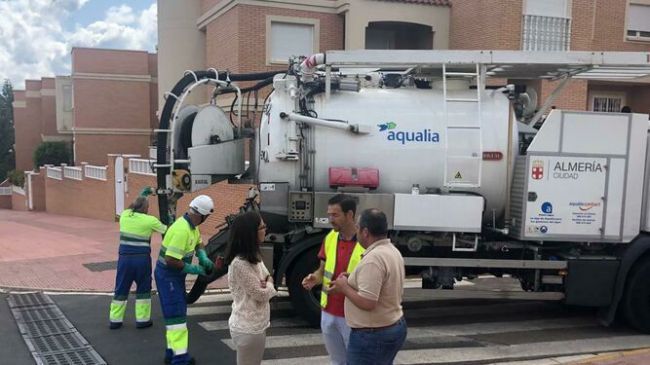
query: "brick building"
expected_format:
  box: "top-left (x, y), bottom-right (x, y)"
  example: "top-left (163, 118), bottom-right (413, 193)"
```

top-left (158, 0), bottom-right (451, 104)
top-left (159, 0), bottom-right (649, 115)
top-left (13, 78), bottom-right (71, 172)
top-left (71, 47), bottom-right (158, 165)
top-left (12, 48), bottom-right (158, 171)
top-left (450, 0), bottom-right (650, 114)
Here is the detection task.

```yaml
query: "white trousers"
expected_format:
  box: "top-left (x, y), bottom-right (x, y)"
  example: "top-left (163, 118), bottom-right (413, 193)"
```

top-left (230, 330), bottom-right (266, 365)
top-left (321, 311), bottom-right (351, 365)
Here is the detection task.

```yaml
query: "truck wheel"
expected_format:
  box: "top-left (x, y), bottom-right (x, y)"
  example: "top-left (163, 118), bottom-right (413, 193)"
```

top-left (287, 247), bottom-right (322, 327)
top-left (623, 257), bottom-right (650, 333)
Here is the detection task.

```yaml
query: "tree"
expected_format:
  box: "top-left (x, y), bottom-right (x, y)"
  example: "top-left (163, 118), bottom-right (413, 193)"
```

top-left (0, 80), bottom-right (15, 181)
top-left (33, 142), bottom-right (72, 168)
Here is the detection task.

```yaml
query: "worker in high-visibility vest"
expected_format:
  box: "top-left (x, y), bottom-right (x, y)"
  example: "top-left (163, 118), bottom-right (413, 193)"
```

top-left (109, 191), bottom-right (167, 329)
top-left (155, 195), bottom-right (215, 365)
top-left (302, 194), bottom-right (365, 365)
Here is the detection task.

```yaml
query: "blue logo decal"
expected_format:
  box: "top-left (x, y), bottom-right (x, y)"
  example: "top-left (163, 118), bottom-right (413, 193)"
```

top-left (377, 122), bottom-right (440, 145)
top-left (541, 202), bottom-right (553, 214)
top-left (540, 225), bottom-right (548, 234)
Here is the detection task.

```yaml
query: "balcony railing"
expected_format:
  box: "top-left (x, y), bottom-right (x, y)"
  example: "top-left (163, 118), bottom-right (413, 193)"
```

top-left (129, 159), bottom-right (156, 176)
top-left (84, 165), bottom-right (107, 181)
top-left (63, 166), bottom-right (83, 181)
top-left (46, 166), bottom-right (63, 180)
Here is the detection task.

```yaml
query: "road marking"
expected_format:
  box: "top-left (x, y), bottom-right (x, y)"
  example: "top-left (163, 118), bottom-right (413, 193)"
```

top-left (260, 335), bottom-right (650, 365)
top-left (199, 317), bottom-right (310, 332)
top-left (187, 301), bottom-right (293, 316)
top-left (220, 317), bottom-right (596, 351)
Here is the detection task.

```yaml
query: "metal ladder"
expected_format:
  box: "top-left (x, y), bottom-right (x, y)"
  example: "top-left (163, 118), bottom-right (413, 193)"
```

top-left (442, 63), bottom-right (484, 189)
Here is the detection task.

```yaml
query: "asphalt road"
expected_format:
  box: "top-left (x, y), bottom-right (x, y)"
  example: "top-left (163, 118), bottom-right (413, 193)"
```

top-left (3, 278), bottom-right (650, 365)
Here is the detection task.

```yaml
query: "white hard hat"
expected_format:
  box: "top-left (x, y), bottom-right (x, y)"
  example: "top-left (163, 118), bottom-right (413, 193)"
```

top-left (189, 195), bottom-right (214, 216)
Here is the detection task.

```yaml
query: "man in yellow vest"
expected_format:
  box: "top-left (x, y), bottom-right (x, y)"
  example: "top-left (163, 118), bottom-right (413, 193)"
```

top-left (109, 194), bottom-right (167, 329)
top-left (155, 195), bottom-right (215, 365)
top-left (302, 194), bottom-right (365, 365)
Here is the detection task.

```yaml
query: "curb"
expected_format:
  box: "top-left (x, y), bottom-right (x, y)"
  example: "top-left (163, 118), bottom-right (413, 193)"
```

top-left (569, 348), bottom-right (650, 364)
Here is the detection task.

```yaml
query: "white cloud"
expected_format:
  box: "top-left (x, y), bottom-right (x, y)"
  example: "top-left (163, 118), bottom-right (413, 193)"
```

top-left (0, 1), bottom-right (157, 89)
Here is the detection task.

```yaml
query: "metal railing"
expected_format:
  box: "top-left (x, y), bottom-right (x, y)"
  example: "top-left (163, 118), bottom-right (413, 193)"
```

top-left (12, 185), bottom-right (25, 195)
top-left (129, 158), bottom-right (156, 176)
top-left (84, 165), bottom-right (107, 181)
top-left (63, 166), bottom-right (83, 181)
top-left (0, 187), bottom-right (12, 195)
top-left (46, 166), bottom-right (63, 180)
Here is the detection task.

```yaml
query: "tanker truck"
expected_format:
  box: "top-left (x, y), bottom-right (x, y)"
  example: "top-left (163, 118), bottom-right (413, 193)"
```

top-left (154, 50), bottom-right (650, 332)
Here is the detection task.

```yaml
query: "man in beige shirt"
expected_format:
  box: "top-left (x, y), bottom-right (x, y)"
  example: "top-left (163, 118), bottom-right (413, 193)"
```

top-left (329, 208), bottom-right (407, 365)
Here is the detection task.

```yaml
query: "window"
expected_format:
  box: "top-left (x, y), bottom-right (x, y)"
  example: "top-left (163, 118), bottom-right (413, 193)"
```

top-left (590, 92), bottom-right (626, 113)
top-left (267, 17), bottom-right (319, 65)
top-left (627, 4), bottom-right (650, 41)
top-left (522, 0), bottom-right (571, 51)
top-left (62, 84), bottom-right (73, 111)
top-left (365, 22), bottom-right (433, 50)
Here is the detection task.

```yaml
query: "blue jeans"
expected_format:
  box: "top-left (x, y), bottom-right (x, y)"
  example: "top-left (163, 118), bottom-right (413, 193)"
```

top-left (347, 317), bottom-right (407, 365)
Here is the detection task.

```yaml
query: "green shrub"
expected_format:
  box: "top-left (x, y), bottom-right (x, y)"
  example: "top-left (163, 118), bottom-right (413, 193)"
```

top-left (7, 169), bottom-right (24, 187)
top-left (33, 142), bottom-right (72, 168)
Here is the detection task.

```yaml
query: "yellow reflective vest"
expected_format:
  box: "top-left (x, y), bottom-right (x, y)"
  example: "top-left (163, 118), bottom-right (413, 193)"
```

top-left (321, 230), bottom-right (365, 308)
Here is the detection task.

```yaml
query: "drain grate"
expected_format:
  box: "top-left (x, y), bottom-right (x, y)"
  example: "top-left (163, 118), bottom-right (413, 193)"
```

top-left (40, 349), bottom-right (106, 365)
top-left (8, 292), bottom-right (55, 309)
top-left (83, 260), bottom-right (118, 272)
top-left (14, 305), bottom-right (66, 323)
top-left (8, 292), bottom-right (106, 365)
top-left (27, 332), bottom-right (89, 354)
top-left (16, 318), bottom-right (75, 338)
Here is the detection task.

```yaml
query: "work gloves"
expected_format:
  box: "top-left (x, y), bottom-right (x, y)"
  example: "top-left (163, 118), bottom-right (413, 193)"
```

top-left (139, 186), bottom-right (154, 198)
top-left (196, 249), bottom-right (215, 271)
top-left (182, 263), bottom-right (206, 276)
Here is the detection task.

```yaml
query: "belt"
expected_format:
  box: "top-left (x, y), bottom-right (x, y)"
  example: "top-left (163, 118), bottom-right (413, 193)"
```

top-left (352, 317), bottom-right (404, 332)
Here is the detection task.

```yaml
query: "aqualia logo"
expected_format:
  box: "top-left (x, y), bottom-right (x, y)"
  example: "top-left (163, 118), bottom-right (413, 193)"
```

top-left (377, 122), bottom-right (440, 145)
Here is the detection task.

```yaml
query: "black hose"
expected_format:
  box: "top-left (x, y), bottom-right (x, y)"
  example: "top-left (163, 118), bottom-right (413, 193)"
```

top-left (157, 70), bottom-right (283, 225)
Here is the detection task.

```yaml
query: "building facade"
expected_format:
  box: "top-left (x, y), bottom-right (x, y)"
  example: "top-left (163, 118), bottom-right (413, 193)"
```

top-left (13, 78), bottom-right (71, 172)
top-left (71, 48), bottom-right (158, 165)
top-left (450, 0), bottom-right (650, 114)
top-left (158, 0), bottom-right (451, 104)
top-left (13, 48), bottom-right (158, 171)
top-left (158, 0), bottom-right (650, 115)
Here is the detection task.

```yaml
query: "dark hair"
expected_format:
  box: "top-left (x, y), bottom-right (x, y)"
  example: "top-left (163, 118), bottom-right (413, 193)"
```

top-left (358, 208), bottom-right (388, 237)
top-left (328, 194), bottom-right (357, 216)
top-left (621, 106), bottom-right (632, 113)
top-left (128, 197), bottom-right (149, 214)
top-left (225, 211), bottom-right (262, 265)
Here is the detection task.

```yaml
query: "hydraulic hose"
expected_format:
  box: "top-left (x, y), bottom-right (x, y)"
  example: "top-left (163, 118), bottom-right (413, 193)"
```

top-left (157, 70), bottom-right (284, 225)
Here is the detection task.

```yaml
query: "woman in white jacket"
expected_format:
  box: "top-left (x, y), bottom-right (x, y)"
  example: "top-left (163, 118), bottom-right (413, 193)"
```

top-left (226, 211), bottom-right (277, 365)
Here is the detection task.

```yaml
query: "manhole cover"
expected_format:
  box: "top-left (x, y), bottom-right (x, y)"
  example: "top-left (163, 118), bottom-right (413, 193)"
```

top-left (83, 260), bottom-right (118, 272)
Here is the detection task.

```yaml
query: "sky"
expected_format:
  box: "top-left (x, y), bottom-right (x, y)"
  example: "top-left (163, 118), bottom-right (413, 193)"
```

top-left (0, 0), bottom-right (158, 89)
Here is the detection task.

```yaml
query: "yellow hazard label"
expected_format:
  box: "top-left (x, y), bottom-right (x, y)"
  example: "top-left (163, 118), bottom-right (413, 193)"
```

top-left (454, 171), bottom-right (462, 179)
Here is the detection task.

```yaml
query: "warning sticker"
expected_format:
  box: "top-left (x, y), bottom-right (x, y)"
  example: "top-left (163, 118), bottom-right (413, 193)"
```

top-left (454, 171), bottom-right (462, 179)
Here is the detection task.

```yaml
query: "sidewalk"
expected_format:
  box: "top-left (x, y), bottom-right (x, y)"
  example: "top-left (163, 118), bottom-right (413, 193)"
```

top-left (570, 348), bottom-right (650, 364)
top-left (0, 209), bottom-right (227, 292)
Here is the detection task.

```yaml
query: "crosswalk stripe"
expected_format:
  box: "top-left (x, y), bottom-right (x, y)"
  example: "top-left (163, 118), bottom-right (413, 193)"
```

top-left (194, 291), bottom-right (290, 305)
top-left (223, 317), bottom-right (595, 351)
top-left (260, 335), bottom-right (650, 365)
top-left (188, 301), bottom-right (293, 316)
top-left (200, 317), bottom-right (310, 332)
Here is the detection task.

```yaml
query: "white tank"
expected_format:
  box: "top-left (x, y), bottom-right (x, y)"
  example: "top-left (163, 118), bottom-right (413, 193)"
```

top-left (258, 75), bottom-right (517, 220)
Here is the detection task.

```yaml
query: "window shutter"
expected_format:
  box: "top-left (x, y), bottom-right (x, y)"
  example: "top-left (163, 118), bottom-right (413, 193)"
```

top-left (524, 0), bottom-right (570, 18)
top-left (270, 22), bottom-right (314, 63)
top-left (628, 4), bottom-right (650, 32)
